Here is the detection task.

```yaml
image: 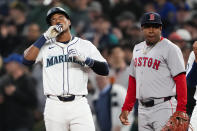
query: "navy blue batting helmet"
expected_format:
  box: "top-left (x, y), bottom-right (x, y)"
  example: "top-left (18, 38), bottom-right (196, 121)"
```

top-left (140, 12), bottom-right (162, 26)
top-left (46, 7), bottom-right (70, 25)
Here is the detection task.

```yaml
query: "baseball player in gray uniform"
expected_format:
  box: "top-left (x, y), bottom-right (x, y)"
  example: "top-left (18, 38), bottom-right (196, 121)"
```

top-left (187, 41), bottom-right (197, 131)
top-left (119, 12), bottom-right (188, 131)
top-left (22, 7), bottom-right (109, 131)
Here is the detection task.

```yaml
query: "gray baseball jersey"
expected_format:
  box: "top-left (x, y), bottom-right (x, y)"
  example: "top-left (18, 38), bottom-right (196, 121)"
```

top-left (35, 37), bottom-right (106, 96)
top-left (129, 38), bottom-right (185, 100)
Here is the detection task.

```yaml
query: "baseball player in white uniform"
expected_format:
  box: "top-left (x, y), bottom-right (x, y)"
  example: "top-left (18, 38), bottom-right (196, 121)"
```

top-left (22, 7), bottom-right (109, 131)
top-left (187, 41), bottom-right (197, 131)
top-left (119, 12), bottom-right (187, 131)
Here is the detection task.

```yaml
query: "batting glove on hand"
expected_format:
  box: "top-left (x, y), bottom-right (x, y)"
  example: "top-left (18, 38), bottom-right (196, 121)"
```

top-left (43, 24), bottom-right (63, 40)
top-left (68, 49), bottom-right (94, 67)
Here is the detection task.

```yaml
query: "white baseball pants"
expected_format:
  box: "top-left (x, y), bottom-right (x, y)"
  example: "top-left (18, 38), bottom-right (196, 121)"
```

top-left (44, 97), bottom-right (95, 131)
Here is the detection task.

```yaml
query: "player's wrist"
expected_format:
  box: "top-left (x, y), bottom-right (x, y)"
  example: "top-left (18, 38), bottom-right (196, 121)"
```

top-left (33, 35), bottom-right (46, 49)
top-left (43, 32), bottom-right (50, 40)
top-left (121, 106), bottom-right (132, 112)
top-left (176, 105), bottom-right (186, 113)
top-left (85, 57), bottom-right (94, 67)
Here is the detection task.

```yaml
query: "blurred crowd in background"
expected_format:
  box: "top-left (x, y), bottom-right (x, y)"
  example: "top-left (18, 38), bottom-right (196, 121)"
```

top-left (0, 0), bottom-right (197, 131)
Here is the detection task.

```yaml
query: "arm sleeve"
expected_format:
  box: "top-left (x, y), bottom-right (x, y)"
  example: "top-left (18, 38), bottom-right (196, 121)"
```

top-left (90, 60), bottom-right (109, 76)
top-left (122, 75), bottom-right (136, 112)
top-left (173, 73), bottom-right (187, 112)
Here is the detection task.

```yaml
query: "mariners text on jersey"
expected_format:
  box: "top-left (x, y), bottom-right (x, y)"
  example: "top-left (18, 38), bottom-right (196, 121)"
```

top-left (46, 54), bottom-right (85, 67)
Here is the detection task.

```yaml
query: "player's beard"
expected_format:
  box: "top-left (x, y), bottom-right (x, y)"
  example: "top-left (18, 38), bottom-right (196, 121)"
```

top-left (146, 36), bottom-right (160, 45)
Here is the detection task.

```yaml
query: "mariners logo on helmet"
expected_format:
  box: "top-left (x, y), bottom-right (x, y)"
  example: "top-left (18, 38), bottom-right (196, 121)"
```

top-left (46, 7), bottom-right (70, 26)
top-left (140, 12), bottom-right (162, 27)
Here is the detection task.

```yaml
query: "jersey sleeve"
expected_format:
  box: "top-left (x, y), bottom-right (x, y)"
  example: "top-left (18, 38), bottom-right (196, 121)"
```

top-left (129, 46), bottom-right (136, 77)
top-left (166, 44), bottom-right (185, 77)
top-left (186, 51), bottom-right (195, 76)
top-left (88, 42), bottom-right (106, 62)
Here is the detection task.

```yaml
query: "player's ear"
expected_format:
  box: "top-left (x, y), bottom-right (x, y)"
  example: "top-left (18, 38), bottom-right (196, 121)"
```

top-left (159, 26), bottom-right (162, 31)
top-left (68, 19), bottom-right (71, 26)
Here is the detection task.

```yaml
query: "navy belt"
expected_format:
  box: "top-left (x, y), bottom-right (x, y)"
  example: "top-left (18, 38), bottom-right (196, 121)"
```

top-left (140, 96), bottom-right (173, 107)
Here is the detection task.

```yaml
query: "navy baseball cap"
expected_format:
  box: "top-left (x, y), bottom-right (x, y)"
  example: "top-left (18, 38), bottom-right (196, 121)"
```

top-left (3, 53), bottom-right (23, 64)
top-left (140, 12), bottom-right (162, 26)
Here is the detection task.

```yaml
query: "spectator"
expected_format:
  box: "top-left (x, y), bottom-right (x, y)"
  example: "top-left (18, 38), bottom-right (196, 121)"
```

top-left (31, 63), bottom-right (46, 131)
top-left (9, 1), bottom-right (28, 36)
top-left (175, 1), bottom-right (191, 26)
top-left (121, 44), bottom-right (135, 66)
top-left (85, 15), bottom-right (118, 49)
top-left (15, 23), bottom-right (41, 54)
top-left (108, 45), bottom-right (130, 88)
top-left (183, 20), bottom-right (197, 41)
top-left (0, 53), bottom-right (37, 131)
top-left (70, 0), bottom-right (90, 35)
top-left (87, 1), bottom-right (103, 22)
top-left (109, 0), bottom-right (144, 24)
top-left (144, 2), bottom-right (156, 12)
top-left (0, 20), bottom-right (24, 57)
top-left (93, 75), bottom-right (134, 131)
top-left (154, 0), bottom-right (177, 37)
top-left (115, 11), bottom-right (136, 38)
top-left (122, 23), bottom-right (143, 46)
top-left (27, 0), bottom-right (70, 32)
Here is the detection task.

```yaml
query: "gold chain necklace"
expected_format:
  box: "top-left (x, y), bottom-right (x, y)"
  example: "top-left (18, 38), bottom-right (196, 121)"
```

top-left (143, 44), bottom-right (155, 55)
top-left (143, 37), bottom-right (162, 55)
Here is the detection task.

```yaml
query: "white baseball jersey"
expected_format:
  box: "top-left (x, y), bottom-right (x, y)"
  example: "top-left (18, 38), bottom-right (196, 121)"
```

top-left (129, 38), bottom-right (185, 100)
top-left (36, 37), bottom-right (106, 96)
top-left (186, 51), bottom-right (197, 100)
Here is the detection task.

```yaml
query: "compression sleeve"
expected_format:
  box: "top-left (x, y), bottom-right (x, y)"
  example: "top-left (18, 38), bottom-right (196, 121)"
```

top-left (122, 75), bottom-right (136, 112)
top-left (87, 58), bottom-right (109, 76)
top-left (173, 73), bottom-right (187, 112)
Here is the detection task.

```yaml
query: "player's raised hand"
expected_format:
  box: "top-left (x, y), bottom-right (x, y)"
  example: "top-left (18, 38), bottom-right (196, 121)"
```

top-left (119, 110), bottom-right (131, 125)
top-left (44, 24), bottom-right (63, 40)
top-left (193, 41), bottom-right (197, 62)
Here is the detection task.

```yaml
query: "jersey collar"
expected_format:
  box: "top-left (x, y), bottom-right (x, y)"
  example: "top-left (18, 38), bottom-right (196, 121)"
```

top-left (55, 37), bottom-right (77, 48)
top-left (146, 36), bottom-right (164, 46)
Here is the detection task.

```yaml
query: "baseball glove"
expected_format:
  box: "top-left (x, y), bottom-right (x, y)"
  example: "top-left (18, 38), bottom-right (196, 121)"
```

top-left (161, 111), bottom-right (190, 131)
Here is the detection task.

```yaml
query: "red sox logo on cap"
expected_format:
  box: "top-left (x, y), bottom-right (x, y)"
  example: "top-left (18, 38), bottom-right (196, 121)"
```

top-left (149, 14), bottom-right (155, 21)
